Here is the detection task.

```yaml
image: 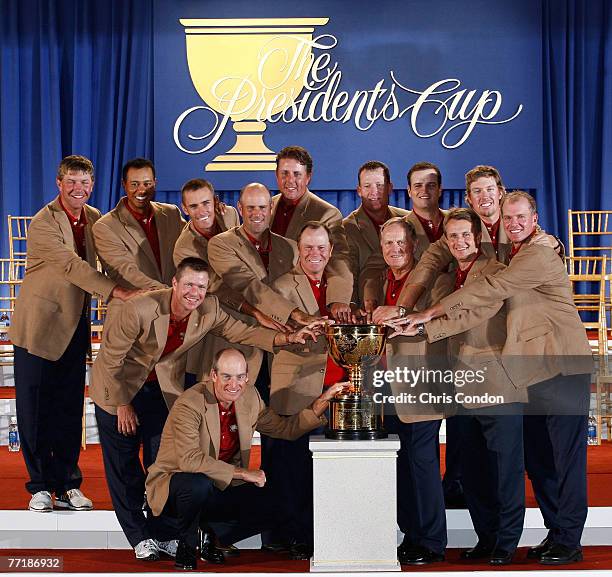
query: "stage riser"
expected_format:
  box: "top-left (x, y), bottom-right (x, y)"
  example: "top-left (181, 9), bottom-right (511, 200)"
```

top-left (1, 509), bottom-right (611, 549)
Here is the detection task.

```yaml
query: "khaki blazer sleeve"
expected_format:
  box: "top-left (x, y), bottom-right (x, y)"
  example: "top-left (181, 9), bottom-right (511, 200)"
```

top-left (323, 216), bottom-right (353, 306)
top-left (170, 399), bottom-right (235, 488)
top-left (440, 245), bottom-right (557, 314)
top-left (93, 301), bottom-right (143, 406)
top-left (360, 251), bottom-right (387, 305)
top-left (256, 405), bottom-right (326, 440)
top-left (28, 215), bottom-right (115, 299)
top-left (208, 299), bottom-right (277, 353)
top-left (207, 235), bottom-right (297, 324)
top-left (93, 219), bottom-right (166, 290)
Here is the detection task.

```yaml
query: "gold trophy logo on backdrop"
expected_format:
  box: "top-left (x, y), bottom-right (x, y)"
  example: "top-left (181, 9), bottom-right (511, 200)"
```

top-left (325, 324), bottom-right (388, 439)
top-left (179, 18), bottom-right (328, 171)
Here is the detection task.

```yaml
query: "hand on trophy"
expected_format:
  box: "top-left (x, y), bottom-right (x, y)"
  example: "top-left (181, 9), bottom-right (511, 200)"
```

top-left (290, 308), bottom-right (321, 326)
top-left (329, 302), bottom-right (353, 324)
top-left (371, 305), bottom-right (405, 324)
top-left (311, 381), bottom-right (350, 417)
top-left (283, 319), bottom-right (331, 345)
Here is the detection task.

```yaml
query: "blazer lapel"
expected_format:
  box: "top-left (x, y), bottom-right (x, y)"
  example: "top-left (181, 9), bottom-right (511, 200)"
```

top-left (153, 204), bottom-right (171, 279)
top-left (235, 394), bottom-right (254, 467)
top-left (236, 227), bottom-right (268, 279)
top-left (355, 206), bottom-right (380, 253)
top-left (152, 298), bottom-right (168, 352)
top-left (203, 382), bottom-right (221, 459)
top-left (294, 269), bottom-right (320, 315)
top-left (285, 191), bottom-right (310, 239)
top-left (117, 200), bottom-right (161, 275)
top-left (50, 199), bottom-right (76, 253)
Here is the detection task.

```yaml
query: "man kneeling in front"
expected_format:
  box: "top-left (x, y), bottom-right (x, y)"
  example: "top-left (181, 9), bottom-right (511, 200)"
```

top-left (145, 347), bottom-right (344, 570)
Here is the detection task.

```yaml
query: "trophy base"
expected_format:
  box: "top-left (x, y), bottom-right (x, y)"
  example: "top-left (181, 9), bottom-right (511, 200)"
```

top-left (325, 429), bottom-right (388, 440)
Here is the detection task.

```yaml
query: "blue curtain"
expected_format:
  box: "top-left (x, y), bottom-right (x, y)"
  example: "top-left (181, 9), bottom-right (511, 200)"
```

top-left (1, 0), bottom-right (610, 260)
top-left (541, 0), bottom-right (612, 240)
top-left (0, 0), bottom-right (153, 259)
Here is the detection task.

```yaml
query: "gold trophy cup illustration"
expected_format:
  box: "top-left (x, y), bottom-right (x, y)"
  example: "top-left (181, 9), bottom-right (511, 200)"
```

top-left (179, 18), bottom-right (329, 171)
top-left (325, 324), bottom-right (388, 439)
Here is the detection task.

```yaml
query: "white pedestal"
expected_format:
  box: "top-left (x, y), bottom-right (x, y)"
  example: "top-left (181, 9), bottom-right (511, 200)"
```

top-left (309, 435), bottom-right (401, 572)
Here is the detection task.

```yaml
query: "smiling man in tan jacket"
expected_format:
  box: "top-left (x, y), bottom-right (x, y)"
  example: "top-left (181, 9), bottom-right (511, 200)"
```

top-left (146, 347), bottom-right (343, 570)
top-left (90, 257), bottom-right (321, 562)
top-left (10, 155), bottom-right (134, 514)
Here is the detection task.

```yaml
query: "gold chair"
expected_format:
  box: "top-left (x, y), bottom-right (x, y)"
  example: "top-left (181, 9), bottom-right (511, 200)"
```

top-left (7, 215), bottom-right (32, 262)
top-left (566, 255), bottom-right (610, 443)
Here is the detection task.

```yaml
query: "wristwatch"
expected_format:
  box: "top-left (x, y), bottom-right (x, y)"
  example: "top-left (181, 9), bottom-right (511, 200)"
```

top-left (416, 323), bottom-right (425, 338)
top-left (398, 306), bottom-right (407, 318)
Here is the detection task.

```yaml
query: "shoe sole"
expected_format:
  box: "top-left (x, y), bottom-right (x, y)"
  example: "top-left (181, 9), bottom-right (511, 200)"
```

top-left (54, 502), bottom-right (93, 511)
top-left (540, 553), bottom-right (583, 565)
top-left (136, 554), bottom-right (159, 562)
top-left (28, 507), bottom-right (52, 513)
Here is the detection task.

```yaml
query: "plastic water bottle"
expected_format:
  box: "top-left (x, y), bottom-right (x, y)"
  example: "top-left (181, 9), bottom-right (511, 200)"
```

top-left (587, 414), bottom-right (597, 445)
top-left (8, 416), bottom-right (20, 452)
top-left (0, 312), bottom-right (9, 341)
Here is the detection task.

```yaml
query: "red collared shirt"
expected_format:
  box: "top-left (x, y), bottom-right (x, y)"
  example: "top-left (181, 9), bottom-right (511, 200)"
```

top-left (124, 198), bottom-right (161, 271)
top-left (146, 314), bottom-right (191, 382)
top-left (483, 219), bottom-right (501, 254)
top-left (307, 275), bottom-right (347, 387)
top-left (508, 231), bottom-right (537, 261)
top-left (454, 253), bottom-right (480, 291)
top-left (271, 196), bottom-right (300, 237)
top-left (244, 229), bottom-right (272, 272)
top-left (414, 210), bottom-right (445, 244)
top-left (385, 268), bottom-right (409, 306)
top-left (58, 196), bottom-right (88, 260)
top-left (192, 220), bottom-right (221, 240)
top-left (218, 403), bottom-right (239, 463)
top-left (364, 208), bottom-right (391, 237)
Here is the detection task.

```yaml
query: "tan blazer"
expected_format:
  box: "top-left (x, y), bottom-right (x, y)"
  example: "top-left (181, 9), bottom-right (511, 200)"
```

top-left (426, 255), bottom-right (527, 408)
top-left (343, 205), bottom-right (409, 303)
top-left (374, 267), bottom-right (449, 423)
top-left (10, 199), bottom-right (116, 361)
top-left (406, 219), bottom-right (511, 292)
top-left (272, 190), bottom-right (353, 306)
top-left (207, 226), bottom-right (299, 325)
top-left (269, 266), bottom-right (330, 415)
top-left (89, 288), bottom-right (277, 415)
top-left (93, 200), bottom-right (185, 290)
top-left (172, 215), bottom-right (262, 381)
top-left (361, 209), bottom-right (448, 304)
top-left (146, 380), bottom-right (325, 515)
top-left (433, 244), bottom-right (593, 388)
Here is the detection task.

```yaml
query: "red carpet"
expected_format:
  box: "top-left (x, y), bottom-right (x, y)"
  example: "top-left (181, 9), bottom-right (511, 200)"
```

top-left (3, 443), bottom-right (612, 510)
top-left (1, 547), bottom-right (612, 572)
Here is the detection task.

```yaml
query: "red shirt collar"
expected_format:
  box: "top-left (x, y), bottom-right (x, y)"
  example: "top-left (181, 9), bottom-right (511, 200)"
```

top-left (191, 220), bottom-right (220, 240)
top-left (454, 252), bottom-right (480, 290)
top-left (413, 209), bottom-right (444, 242)
top-left (364, 207), bottom-right (390, 231)
top-left (123, 197), bottom-right (153, 223)
top-left (58, 196), bottom-right (87, 226)
top-left (244, 229), bottom-right (271, 253)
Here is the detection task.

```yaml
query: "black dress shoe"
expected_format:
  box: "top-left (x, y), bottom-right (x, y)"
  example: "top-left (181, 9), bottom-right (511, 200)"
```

top-left (399, 545), bottom-right (445, 565)
top-left (460, 541), bottom-right (494, 560)
top-left (527, 536), bottom-right (553, 559)
top-left (540, 543), bottom-right (583, 565)
top-left (261, 542), bottom-right (291, 553)
top-left (489, 549), bottom-right (513, 565)
top-left (289, 542), bottom-right (312, 560)
top-left (218, 543), bottom-right (240, 557)
top-left (175, 541), bottom-right (197, 571)
top-left (200, 541), bottom-right (226, 565)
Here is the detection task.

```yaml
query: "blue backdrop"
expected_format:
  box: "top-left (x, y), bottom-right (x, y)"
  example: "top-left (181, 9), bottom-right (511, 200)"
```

top-left (0, 0), bottom-right (610, 262)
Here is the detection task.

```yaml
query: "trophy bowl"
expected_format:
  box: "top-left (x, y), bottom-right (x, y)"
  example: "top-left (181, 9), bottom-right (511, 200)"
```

top-left (324, 324), bottom-right (388, 440)
top-left (179, 18), bottom-right (328, 171)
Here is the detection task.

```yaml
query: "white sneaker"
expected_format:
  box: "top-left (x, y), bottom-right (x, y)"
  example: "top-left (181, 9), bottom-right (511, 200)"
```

top-left (55, 489), bottom-right (93, 511)
top-left (154, 539), bottom-right (178, 558)
top-left (134, 539), bottom-right (160, 561)
top-left (28, 491), bottom-right (53, 512)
